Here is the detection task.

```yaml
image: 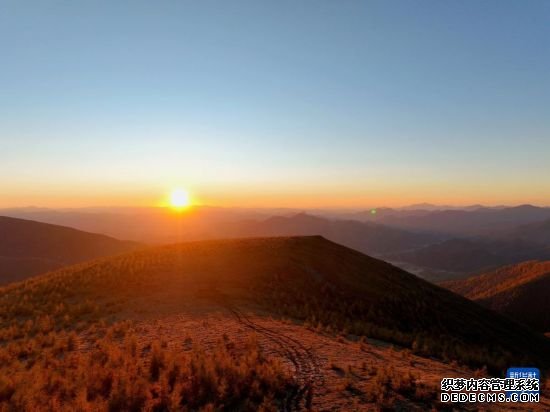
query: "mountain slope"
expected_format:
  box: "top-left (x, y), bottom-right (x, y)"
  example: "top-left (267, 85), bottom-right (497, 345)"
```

top-left (2, 236), bottom-right (550, 409)
top-left (443, 261), bottom-right (550, 332)
top-left (3, 236), bottom-right (549, 371)
top-left (0, 216), bottom-right (140, 283)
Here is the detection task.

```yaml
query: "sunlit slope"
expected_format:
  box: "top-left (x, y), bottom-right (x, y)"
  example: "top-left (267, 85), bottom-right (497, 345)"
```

top-left (444, 260), bottom-right (550, 332)
top-left (2, 236), bottom-right (549, 372)
top-left (0, 216), bottom-right (140, 284)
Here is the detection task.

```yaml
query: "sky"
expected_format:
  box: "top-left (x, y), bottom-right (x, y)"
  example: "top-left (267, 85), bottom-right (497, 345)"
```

top-left (1, 1), bottom-right (549, 208)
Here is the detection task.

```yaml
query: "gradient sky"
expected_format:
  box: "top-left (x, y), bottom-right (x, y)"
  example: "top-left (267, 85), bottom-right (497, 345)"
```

top-left (1, 1), bottom-right (549, 208)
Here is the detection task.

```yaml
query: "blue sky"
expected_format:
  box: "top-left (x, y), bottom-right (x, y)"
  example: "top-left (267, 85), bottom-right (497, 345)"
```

top-left (1, 1), bottom-right (549, 207)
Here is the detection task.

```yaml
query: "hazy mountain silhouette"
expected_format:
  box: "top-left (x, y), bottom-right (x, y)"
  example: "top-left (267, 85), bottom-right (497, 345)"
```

top-left (221, 213), bottom-right (441, 255)
top-left (358, 204), bottom-right (550, 236)
top-left (389, 237), bottom-right (550, 276)
top-left (1, 208), bottom-right (441, 256)
top-left (509, 218), bottom-right (550, 246)
top-left (4, 204), bottom-right (549, 242)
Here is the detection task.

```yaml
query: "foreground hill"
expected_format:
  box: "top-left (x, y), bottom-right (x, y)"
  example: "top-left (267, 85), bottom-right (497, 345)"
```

top-left (443, 260), bottom-right (550, 332)
top-left (1, 236), bottom-right (548, 410)
top-left (0, 216), bottom-right (139, 284)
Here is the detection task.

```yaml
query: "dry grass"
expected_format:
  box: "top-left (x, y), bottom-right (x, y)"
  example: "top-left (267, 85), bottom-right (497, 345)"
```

top-left (0, 322), bottom-right (294, 411)
top-left (1, 237), bottom-right (549, 410)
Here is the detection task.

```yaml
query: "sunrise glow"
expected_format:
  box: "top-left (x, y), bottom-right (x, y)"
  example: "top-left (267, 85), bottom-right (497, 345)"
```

top-left (169, 189), bottom-right (191, 209)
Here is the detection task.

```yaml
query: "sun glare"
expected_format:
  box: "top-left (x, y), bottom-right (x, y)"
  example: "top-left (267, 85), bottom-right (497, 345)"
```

top-left (170, 188), bottom-right (191, 209)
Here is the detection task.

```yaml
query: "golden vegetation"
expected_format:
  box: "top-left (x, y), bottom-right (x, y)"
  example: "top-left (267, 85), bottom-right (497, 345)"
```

top-left (366, 364), bottom-right (435, 407)
top-left (0, 243), bottom-right (300, 410)
top-left (256, 264), bottom-right (528, 374)
top-left (444, 260), bottom-right (550, 301)
top-left (444, 260), bottom-right (550, 332)
top-left (0, 321), bottom-right (294, 411)
top-left (0, 235), bottom-right (548, 410)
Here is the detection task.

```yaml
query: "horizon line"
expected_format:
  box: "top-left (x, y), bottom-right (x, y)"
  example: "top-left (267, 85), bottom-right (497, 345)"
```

top-left (1, 202), bottom-right (549, 212)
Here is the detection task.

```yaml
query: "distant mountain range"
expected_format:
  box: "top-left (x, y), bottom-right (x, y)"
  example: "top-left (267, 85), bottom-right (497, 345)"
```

top-left (443, 260), bottom-right (550, 333)
top-left (355, 204), bottom-right (550, 237)
top-left (387, 237), bottom-right (550, 277)
top-left (0, 207), bottom-right (442, 255)
top-left (509, 218), bottom-right (550, 245)
top-left (5, 203), bottom-right (549, 239)
top-left (220, 213), bottom-right (441, 255)
top-left (3, 204), bottom-right (550, 281)
top-left (0, 216), bottom-right (139, 284)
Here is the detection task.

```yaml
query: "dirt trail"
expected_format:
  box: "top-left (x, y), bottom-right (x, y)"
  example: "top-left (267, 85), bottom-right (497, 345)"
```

top-left (223, 304), bottom-right (321, 411)
top-left (122, 307), bottom-right (550, 411)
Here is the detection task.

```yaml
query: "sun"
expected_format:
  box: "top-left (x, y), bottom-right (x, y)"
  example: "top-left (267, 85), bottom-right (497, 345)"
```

top-left (169, 188), bottom-right (191, 209)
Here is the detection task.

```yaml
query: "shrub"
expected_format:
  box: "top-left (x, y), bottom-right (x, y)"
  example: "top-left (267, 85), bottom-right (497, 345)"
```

top-left (0, 323), bottom-right (296, 411)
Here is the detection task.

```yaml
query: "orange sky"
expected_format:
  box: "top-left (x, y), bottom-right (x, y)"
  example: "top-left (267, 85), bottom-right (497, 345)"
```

top-left (2, 179), bottom-right (549, 209)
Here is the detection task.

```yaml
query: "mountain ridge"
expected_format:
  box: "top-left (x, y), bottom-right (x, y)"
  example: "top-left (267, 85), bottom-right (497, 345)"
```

top-left (0, 215), bottom-right (140, 284)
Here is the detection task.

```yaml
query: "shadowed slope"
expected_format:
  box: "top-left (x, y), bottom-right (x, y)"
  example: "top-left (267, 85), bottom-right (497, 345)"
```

top-left (0, 216), bottom-right (140, 284)
top-left (444, 261), bottom-right (550, 332)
